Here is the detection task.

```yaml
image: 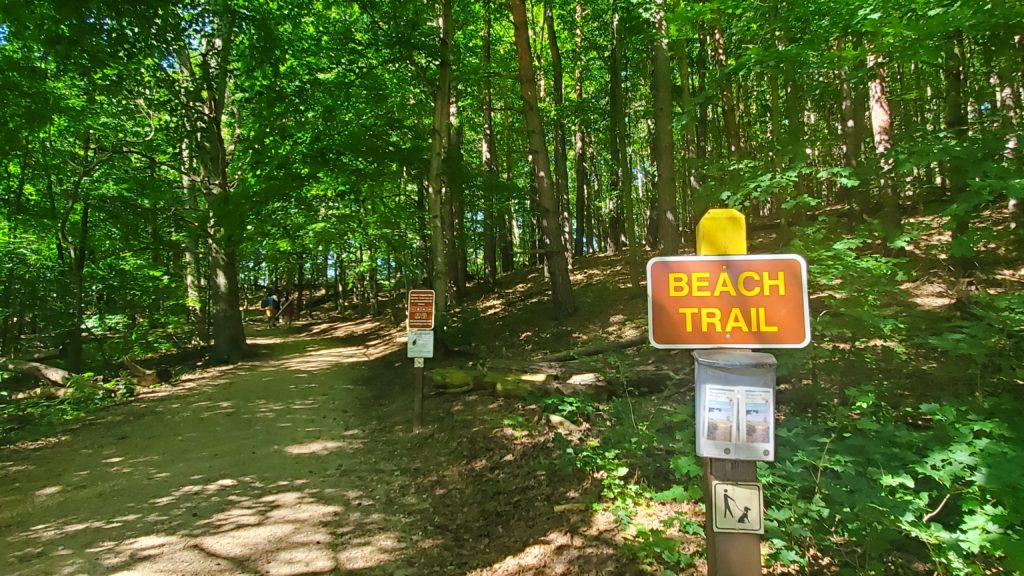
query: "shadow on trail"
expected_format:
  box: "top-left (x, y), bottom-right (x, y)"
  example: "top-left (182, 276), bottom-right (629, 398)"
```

top-left (0, 317), bottom-right (633, 575)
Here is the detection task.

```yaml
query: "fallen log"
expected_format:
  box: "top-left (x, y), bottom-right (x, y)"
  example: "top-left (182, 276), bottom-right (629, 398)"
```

top-left (484, 359), bottom-right (607, 379)
top-left (535, 334), bottom-right (647, 362)
top-left (24, 349), bottom-right (62, 362)
top-left (427, 358), bottom-right (688, 402)
top-left (122, 357), bottom-right (172, 385)
top-left (0, 358), bottom-right (73, 386)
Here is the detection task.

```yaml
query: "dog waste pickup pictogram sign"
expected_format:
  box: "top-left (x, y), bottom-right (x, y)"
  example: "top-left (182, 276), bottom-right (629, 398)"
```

top-left (647, 254), bottom-right (810, 349)
top-left (712, 481), bottom-right (764, 534)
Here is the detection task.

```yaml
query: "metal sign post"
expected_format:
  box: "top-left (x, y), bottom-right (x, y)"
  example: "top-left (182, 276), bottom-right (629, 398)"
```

top-left (407, 290), bottom-right (435, 432)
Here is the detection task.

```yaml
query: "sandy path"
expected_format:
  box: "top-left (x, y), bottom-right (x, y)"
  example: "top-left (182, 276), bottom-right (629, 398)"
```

top-left (0, 323), bottom-right (425, 576)
top-left (0, 320), bottom-right (633, 576)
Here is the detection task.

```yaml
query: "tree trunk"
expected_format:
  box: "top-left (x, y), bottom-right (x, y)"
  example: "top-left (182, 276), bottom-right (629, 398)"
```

top-left (696, 31), bottom-right (709, 162)
top-left (481, 0), bottom-right (499, 287)
top-left (427, 0), bottom-right (453, 337)
top-left (610, 1), bottom-right (641, 289)
top-left (606, 4), bottom-right (627, 256)
top-left (335, 247), bottom-right (346, 312)
top-left (367, 244), bottom-right (379, 315)
top-left (867, 44), bottom-right (902, 239)
top-left (57, 131), bottom-right (96, 374)
top-left (510, 0), bottom-right (577, 317)
top-left (500, 107), bottom-right (516, 274)
top-left (652, 0), bottom-right (679, 255)
top-left (589, 145), bottom-right (602, 252)
top-left (544, 0), bottom-right (573, 267)
top-left (837, 38), bottom-right (863, 171)
top-left (0, 147), bottom-right (28, 358)
top-left (206, 193), bottom-right (246, 362)
top-left (713, 17), bottom-right (741, 158)
top-left (944, 30), bottom-right (972, 273)
top-left (296, 252), bottom-right (306, 318)
top-left (673, 22), bottom-right (697, 235)
top-left (417, 178), bottom-right (430, 284)
top-left (177, 10), bottom-right (246, 363)
top-left (573, 0), bottom-right (588, 257)
top-left (446, 120), bottom-right (467, 302)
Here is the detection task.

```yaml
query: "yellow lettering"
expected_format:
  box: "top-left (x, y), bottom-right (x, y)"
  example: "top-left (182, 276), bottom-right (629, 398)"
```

top-left (738, 272), bottom-right (760, 296)
top-left (692, 272), bottom-right (711, 296)
top-left (724, 308), bottom-right (750, 332)
top-left (700, 308), bottom-right (722, 332)
top-left (758, 308), bottom-right (779, 332)
top-left (677, 308), bottom-right (698, 331)
top-left (668, 273), bottom-right (689, 296)
top-left (750, 307), bottom-right (760, 331)
top-left (763, 271), bottom-right (786, 296)
top-left (714, 273), bottom-right (737, 296)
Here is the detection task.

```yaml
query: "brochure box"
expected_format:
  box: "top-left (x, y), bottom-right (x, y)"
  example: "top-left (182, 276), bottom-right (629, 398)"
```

top-left (694, 350), bottom-right (776, 461)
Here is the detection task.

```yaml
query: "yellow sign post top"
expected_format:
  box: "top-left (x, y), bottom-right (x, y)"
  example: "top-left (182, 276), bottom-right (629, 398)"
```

top-left (696, 208), bottom-right (747, 256)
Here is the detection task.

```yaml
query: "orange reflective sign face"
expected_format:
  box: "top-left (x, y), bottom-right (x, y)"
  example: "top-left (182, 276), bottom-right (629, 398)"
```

top-left (647, 255), bottom-right (810, 348)
top-left (407, 290), bottom-right (435, 330)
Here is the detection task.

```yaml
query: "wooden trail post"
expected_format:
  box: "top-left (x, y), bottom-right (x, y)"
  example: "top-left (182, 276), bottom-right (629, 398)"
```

top-left (407, 290), bottom-right (435, 432)
top-left (696, 209), bottom-right (761, 576)
top-left (413, 360), bottom-right (424, 431)
top-left (646, 209), bottom-right (810, 574)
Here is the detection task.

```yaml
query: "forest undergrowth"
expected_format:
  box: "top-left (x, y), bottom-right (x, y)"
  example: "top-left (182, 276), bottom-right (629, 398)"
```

top-left (441, 211), bottom-right (1024, 575)
top-left (1, 211), bottom-right (1022, 575)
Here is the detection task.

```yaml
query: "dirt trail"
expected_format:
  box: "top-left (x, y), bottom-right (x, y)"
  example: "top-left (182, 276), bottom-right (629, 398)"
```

top-left (0, 319), bottom-right (628, 576)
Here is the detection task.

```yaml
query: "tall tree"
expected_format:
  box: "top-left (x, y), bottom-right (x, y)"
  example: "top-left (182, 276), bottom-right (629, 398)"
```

top-left (427, 0), bottom-right (453, 334)
top-left (175, 4), bottom-right (247, 362)
top-left (867, 44), bottom-right (901, 239)
top-left (944, 29), bottom-right (972, 274)
top-left (481, 0), bottom-right (499, 287)
top-left (609, 0), bottom-right (641, 289)
top-left (572, 0), bottom-right (588, 257)
top-left (712, 14), bottom-right (741, 158)
top-left (607, 3), bottom-right (625, 256)
top-left (651, 0), bottom-right (680, 255)
top-left (509, 0), bottom-right (576, 317)
top-left (544, 0), bottom-right (572, 265)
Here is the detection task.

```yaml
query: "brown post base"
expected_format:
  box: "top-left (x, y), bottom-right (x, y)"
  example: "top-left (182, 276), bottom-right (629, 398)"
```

top-left (413, 365), bottom-right (424, 432)
top-left (704, 458), bottom-right (761, 576)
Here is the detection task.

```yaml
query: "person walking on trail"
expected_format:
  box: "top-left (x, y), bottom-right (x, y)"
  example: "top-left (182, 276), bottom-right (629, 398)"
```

top-left (280, 293), bottom-right (296, 328)
top-left (261, 291), bottom-right (280, 327)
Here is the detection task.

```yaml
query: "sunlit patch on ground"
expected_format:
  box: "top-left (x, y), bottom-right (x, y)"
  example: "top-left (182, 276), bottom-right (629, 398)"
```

top-left (149, 477), bottom-right (241, 507)
top-left (95, 489), bottom-right (398, 576)
top-left (283, 439), bottom-right (359, 456)
top-left (33, 485), bottom-right (62, 498)
top-left (465, 511), bottom-right (623, 576)
top-left (3, 435), bottom-right (70, 451)
top-left (21, 515), bottom-right (148, 543)
top-left (994, 265), bottom-right (1024, 286)
top-left (899, 277), bottom-right (955, 309)
top-left (335, 532), bottom-right (403, 570)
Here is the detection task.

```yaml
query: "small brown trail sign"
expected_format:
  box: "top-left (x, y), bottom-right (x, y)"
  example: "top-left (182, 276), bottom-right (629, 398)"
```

top-left (407, 290), bottom-right (435, 330)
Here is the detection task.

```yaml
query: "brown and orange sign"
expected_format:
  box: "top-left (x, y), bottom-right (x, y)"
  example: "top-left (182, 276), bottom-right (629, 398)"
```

top-left (647, 255), bottom-right (810, 349)
top-left (407, 289), bottom-right (435, 330)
